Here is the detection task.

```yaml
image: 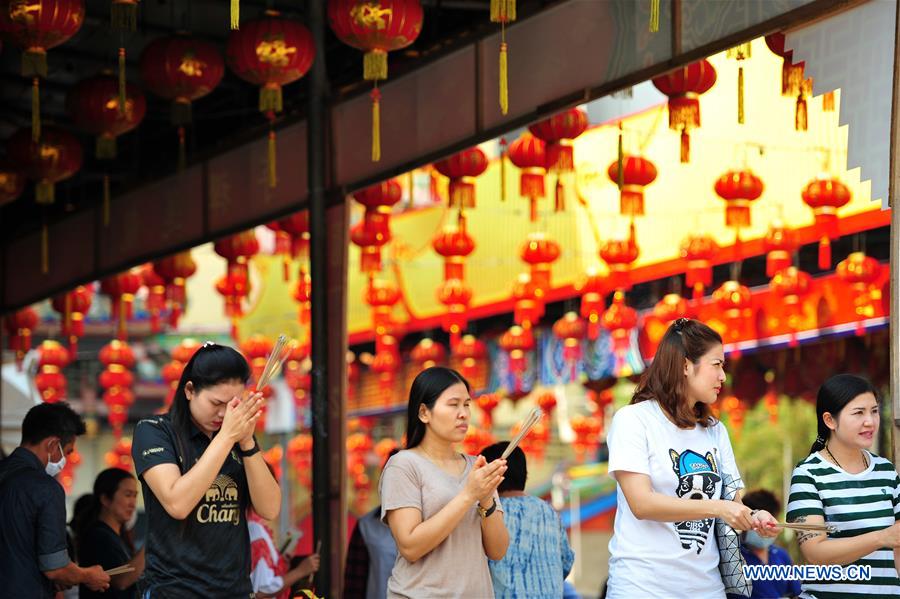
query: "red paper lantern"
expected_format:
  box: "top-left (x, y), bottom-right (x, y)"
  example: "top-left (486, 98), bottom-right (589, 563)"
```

top-left (432, 217), bottom-right (476, 281)
top-left (801, 176), bottom-right (851, 270)
top-left (105, 438), bottom-right (134, 472)
top-left (66, 74), bottom-right (146, 158)
top-left (99, 340), bottom-right (136, 437)
top-left (172, 338), bottom-right (202, 364)
top-left (153, 251), bottom-right (197, 328)
top-left (140, 35), bottom-right (224, 124)
top-left (35, 340), bottom-right (70, 403)
top-left (227, 14), bottom-right (315, 188)
top-left (553, 312), bottom-right (585, 380)
top-left (507, 132), bottom-right (546, 222)
top-left (511, 273), bottom-right (544, 328)
top-left (5, 306), bottom-right (38, 363)
top-left (364, 278), bottom-right (401, 337)
top-left (499, 325), bottom-right (535, 392)
top-left (100, 268), bottom-right (143, 340)
top-left (571, 414), bottom-right (601, 462)
top-left (269, 211), bottom-right (310, 280)
top-left (0, 161), bottom-right (26, 207)
top-left (765, 33), bottom-right (812, 131)
top-left (837, 252), bottom-right (882, 336)
top-left (351, 179), bottom-right (402, 274)
top-left (140, 264), bottom-right (166, 334)
top-left (50, 285), bottom-right (93, 356)
top-left (327, 0), bottom-right (424, 161)
top-left (601, 290), bottom-right (638, 376)
top-left (293, 269), bottom-right (312, 326)
top-left (476, 393), bottom-right (500, 428)
top-left (453, 334), bottom-right (486, 383)
top-left (714, 169), bottom-right (763, 231)
top-left (769, 267), bottom-right (812, 347)
top-left (370, 334), bottom-right (401, 401)
top-left (436, 279), bottom-right (473, 344)
top-left (652, 60), bottom-right (716, 162)
top-left (241, 335), bottom-right (275, 405)
top-left (680, 234), bottom-right (718, 301)
top-left (0, 0), bottom-right (85, 142)
top-left (642, 293), bottom-right (690, 359)
top-left (433, 147), bottom-right (489, 210)
top-left (607, 155), bottom-right (657, 216)
top-left (520, 232), bottom-right (560, 295)
top-left (410, 338), bottom-right (446, 370)
top-left (764, 222), bottom-right (795, 278)
top-left (529, 107), bottom-right (588, 173)
top-left (214, 231), bottom-right (259, 338)
top-left (7, 125), bottom-right (83, 205)
top-left (576, 270), bottom-right (606, 340)
top-left (140, 34), bottom-right (224, 165)
top-left (712, 281), bottom-right (752, 351)
top-left (600, 227), bottom-right (639, 292)
top-left (536, 391), bottom-right (557, 417)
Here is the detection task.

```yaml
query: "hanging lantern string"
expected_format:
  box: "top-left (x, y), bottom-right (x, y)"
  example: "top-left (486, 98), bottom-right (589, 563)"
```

top-left (267, 112), bottom-right (277, 188)
top-left (31, 77), bottom-right (41, 142)
top-left (371, 85), bottom-right (381, 162)
top-left (118, 46), bottom-right (127, 115)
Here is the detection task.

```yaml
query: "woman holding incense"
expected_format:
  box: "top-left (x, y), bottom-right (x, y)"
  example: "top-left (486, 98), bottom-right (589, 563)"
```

top-left (74, 468), bottom-right (145, 599)
top-left (786, 374), bottom-right (900, 597)
top-left (606, 318), bottom-right (779, 598)
top-left (379, 366), bottom-right (509, 598)
top-left (131, 342), bottom-right (280, 598)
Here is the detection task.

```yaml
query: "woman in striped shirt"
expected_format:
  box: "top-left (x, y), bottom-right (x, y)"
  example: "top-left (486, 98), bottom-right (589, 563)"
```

top-left (787, 374), bottom-right (900, 598)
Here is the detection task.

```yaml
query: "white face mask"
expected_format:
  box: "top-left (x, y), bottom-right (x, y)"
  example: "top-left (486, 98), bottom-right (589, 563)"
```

top-left (45, 440), bottom-right (66, 477)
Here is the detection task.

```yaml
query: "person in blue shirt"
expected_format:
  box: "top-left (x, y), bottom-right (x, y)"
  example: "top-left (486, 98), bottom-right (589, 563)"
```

top-left (480, 441), bottom-right (574, 598)
top-left (740, 489), bottom-right (802, 599)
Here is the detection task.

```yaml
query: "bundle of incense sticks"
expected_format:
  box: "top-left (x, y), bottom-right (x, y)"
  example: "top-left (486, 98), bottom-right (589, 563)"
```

top-left (500, 407), bottom-right (543, 460)
top-left (779, 522), bottom-right (837, 534)
top-left (103, 565), bottom-right (135, 575)
top-left (255, 334), bottom-right (291, 392)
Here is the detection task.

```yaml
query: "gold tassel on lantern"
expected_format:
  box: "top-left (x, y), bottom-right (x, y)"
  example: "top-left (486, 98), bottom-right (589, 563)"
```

top-left (371, 88), bottom-right (381, 162)
top-left (231, 0), bottom-right (240, 29)
top-left (268, 129), bottom-right (277, 188)
top-left (555, 179), bottom-right (564, 212)
top-left (680, 129), bottom-right (690, 163)
top-left (616, 123), bottom-right (624, 190)
top-left (36, 181), bottom-right (54, 205)
top-left (96, 134), bottom-right (117, 159)
top-left (727, 43), bottom-right (751, 124)
top-left (491, 0), bottom-right (515, 115)
top-left (795, 96), bottom-right (808, 131)
top-left (364, 50), bottom-right (388, 81)
top-left (650, 0), bottom-right (660, 33)
top-left (22, 49), bottom-right (47, 78)
top-left (499, 42), bottom-right (508, 115)
top-left (259, 83), bottom-right (282, 114)
top-left (32, 78), bottom-right (40, 142)
top-left (103, 175), bottom-right (111, 227)
top-left (823, 91), bottom-right (835, 111)
top-left (118, 48), bottom-right (127, 115)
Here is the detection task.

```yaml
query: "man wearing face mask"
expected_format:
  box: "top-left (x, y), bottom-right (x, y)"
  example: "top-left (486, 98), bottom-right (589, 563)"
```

top-left (739, 489), bottom-right (802, 599)
top-left (0, 402), bottom-right (111, 597)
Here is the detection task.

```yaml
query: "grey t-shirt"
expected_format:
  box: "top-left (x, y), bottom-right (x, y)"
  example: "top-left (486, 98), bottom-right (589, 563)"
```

top-left (379, 450), bottom-right (502, 599)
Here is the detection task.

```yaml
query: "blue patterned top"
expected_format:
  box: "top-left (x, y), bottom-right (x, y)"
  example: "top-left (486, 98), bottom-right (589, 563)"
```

top-left (488, 495), bottom-right (575, 599)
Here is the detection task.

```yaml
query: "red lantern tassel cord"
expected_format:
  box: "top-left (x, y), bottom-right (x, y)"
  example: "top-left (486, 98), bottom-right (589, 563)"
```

top-left (177, 127), bottom-right (186, 171)
top-left (795, 95), bottom-right (808, 131)
top-left (268, 126), bottom-right (277, 189)
top-left (118, 48), bottom-right (127, 115)
top-left (818, 237), bottom-right (831, 270)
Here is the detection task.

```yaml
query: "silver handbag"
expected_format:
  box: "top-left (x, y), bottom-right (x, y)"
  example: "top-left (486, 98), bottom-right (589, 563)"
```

top-left (715, 471), bottom-right (752, 597)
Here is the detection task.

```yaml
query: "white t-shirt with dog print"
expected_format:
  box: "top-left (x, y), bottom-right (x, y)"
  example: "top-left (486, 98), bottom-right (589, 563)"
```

top-left (606, 399), bottom-right (742, 599)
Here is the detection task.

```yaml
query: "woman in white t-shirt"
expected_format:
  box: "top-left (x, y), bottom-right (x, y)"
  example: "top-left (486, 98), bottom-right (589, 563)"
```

top-left (606, 318), bottom-right (779, 598)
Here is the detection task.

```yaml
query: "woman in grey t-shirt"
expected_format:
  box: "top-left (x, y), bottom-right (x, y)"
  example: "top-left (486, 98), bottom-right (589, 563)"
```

top-left (380, 366), bottom-right (509, 598)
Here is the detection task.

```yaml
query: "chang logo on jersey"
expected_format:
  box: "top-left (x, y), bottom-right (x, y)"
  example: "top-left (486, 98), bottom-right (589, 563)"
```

top-left (197, 474), bottom-right (241, 526)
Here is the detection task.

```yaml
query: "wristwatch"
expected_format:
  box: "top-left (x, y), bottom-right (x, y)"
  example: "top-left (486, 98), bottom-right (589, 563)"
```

top-left (238, 437), bottom-right (260, 458)
top-left (476, 499), bottom-right (497, 519)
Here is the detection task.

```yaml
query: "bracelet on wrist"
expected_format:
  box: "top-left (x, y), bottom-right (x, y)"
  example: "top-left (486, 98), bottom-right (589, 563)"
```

top-left (238, 438), bottom-right (260, 458)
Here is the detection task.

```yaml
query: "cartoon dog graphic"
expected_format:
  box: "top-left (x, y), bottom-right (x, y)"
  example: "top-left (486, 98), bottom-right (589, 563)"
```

top-left (669, 448), bottom-right (721, 554)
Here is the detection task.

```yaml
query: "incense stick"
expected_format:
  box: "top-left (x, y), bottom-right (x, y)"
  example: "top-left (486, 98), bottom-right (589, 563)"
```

top-left (255, 334), bottom-right (290, 391)
top-left (103, 565), bottom-right (135, 575)
top-left (779, 522), bottom-right (837, 534)
top-left (306, 539), bottom-right (322, 586)
top-left (500, 407), bottom-right (543, 460)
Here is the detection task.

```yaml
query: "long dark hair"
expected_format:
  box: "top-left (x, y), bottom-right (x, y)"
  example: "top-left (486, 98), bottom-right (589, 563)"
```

top-left (405, 366), bottom-right (470, 449)
top-left (810, 374), bottom-right (877, 453)
top-left (632, 317), bottom-right (722, 428)
top-left (169, 343), bottom-right (250, 471)
top-left (74, 468), bottom-right (136, 558)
